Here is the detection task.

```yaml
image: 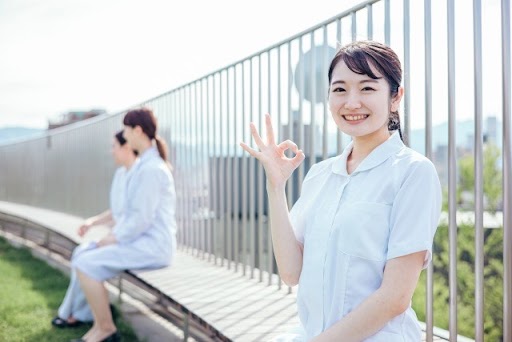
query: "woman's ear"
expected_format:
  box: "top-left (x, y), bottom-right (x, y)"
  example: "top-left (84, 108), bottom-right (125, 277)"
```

top-left (391, 87), bottom-right (404, 112)
top-left (134, 125), bottom-right (144, 136)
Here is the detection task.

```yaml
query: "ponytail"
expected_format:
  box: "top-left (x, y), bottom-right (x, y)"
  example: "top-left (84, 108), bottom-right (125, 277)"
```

top-left (388, 111), bottom-right (404, 142)
top-left (154, 135), bottom-right (173, 170)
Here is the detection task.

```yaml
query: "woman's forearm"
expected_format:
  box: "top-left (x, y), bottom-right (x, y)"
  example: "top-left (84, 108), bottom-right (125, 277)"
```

top-left (311, 252), bottom-right (425, 341)
top-left (310, 287), bottom-right (404, 342)
top-left (267, 185), bottom-right (303, 286)
top-left (86, 210), bottom-right (113, 227)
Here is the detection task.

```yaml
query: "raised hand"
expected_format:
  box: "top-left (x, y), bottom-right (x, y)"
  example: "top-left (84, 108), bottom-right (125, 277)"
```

top-left (77, 221), bottom-right (92, 237)
top-left (240, 114), bottom-right (305, 190)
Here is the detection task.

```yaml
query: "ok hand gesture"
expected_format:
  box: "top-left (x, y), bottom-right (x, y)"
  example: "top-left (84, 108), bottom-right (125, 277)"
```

top-left (240, 114), bottom-right (305, 190)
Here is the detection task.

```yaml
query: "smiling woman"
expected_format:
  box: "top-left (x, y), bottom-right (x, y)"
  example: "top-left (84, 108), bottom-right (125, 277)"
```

top-left (241, 40), bottom-right (442, 342)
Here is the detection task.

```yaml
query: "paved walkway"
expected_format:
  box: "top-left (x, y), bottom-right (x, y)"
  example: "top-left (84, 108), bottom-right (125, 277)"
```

top-left (0, 201), bottom-right (459, 341)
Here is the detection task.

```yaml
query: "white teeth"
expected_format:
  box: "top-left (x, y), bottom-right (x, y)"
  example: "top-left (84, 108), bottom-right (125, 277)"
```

top-left (344, 115), bottom-right (368, 121)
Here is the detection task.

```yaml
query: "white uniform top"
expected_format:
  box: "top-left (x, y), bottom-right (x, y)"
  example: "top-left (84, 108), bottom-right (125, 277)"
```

top-left (290, 132), bottom-right (442, 341)
top-left (112, 147), bottom-right (176, 262)
top-left (110, 167), bottom-right (128, 222)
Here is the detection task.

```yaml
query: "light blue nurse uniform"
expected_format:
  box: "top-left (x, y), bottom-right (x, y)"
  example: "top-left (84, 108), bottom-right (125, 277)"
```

top-left (58, 166), bottom-right (129, 322)
top-left (289, 132), bottom-right (442, 341)
top-left (72, 147), bottom-right (176, 281)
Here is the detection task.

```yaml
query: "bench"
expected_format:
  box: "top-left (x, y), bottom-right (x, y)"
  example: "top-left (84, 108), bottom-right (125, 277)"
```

top-left (0, 201), bottom-right (300, 342)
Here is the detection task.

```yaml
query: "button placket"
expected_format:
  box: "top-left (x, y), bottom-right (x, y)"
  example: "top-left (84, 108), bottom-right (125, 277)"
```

top-left (321, 176), bottom-right (350, 330)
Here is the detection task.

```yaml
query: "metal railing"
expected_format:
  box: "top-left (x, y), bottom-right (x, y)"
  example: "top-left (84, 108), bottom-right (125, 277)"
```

top-left (0, 0), bottom-right (510, 341)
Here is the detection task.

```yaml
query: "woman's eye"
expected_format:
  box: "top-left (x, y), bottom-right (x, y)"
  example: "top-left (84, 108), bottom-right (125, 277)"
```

top-left (362, 87), bottom-right (376, 91)
top-left (332, 87), bottom-right (345, 93)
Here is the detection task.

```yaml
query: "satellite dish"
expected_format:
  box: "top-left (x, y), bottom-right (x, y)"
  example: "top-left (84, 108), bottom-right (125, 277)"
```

top-left (294, 45), bottom-right (337, 104)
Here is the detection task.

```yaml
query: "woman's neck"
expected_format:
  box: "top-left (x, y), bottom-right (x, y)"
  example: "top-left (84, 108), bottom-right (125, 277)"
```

top-left (347, 129), bottom-right (390, 174)
top-left (124, 156), bottom-right (137, 170)
top-left (137, 139), bottom-right (153, 156)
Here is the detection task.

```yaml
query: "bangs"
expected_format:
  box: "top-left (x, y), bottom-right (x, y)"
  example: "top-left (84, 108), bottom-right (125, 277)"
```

top-left (341, 50), bottom-right (382, 80)
top-left (123, 112), bottom-right (136, 127)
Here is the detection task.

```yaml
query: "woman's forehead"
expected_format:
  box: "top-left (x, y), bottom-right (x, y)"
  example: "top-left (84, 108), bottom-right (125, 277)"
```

top-left (331, 60), bottom-right (383, 81)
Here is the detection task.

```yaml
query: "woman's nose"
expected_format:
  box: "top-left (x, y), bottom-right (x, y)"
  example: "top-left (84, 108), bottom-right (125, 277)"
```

top-left (344, 93), bottom-right (362, 109)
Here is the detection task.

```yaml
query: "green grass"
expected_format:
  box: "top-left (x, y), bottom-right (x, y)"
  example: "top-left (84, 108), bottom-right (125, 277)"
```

top-left (0, 236), bottom-right (139, 342)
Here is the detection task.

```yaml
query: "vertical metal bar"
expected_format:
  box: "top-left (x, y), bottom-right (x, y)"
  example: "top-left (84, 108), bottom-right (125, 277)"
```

top-left (193, 83), bottom-right (199, 255)
top-left (227, 68), bottom-right (232, 270)
top-left (188, 87), bottom-right (195, 253)
top-left (180, 88), bottom-right (187, 250)
top-left (336, 18), bottom-right (343, 155)
top-left (322, 26), bottom-right (329, 160)
top-left (298, 37), bottom-right (305, 194)
top-left (310, 32), bottom-right (316, 169)
top-left (367, 4), bottom-right (373, 40)
top-left (258, 54), bottom-right (264, 283)
top-left (182, 89), bottom-right (188, 251)
top-left (447, 0), bottom-right (458, 339)
top-left (213, 75), bottom-right (218, 264)
top-left (286, 42), bottom-right (293, 293)
top-left (206, 79), bottom-right (212, 260)
top-left (385, 0), bottom-right (391, 45)
top-left (241, 62), bottom-right (248, 276)
top-left (351, 11), bottom-right (357, 41)
top-left (424, 1), bottom-right (434, 341)
top-left (473, 1), bottom-right (484, 341)
top-left (196, 82), bottom-right (202, 257)
top-left (277, 45), bottom-right (282, 288)
top-left (220, 71), bottom-right (226, 267)
top-left (502, 0), bottom-right (512, 340)
top-left (234, 65), bottom-right (240, 273)
top-left (249, 58), bottom-right (256, 279)
top-left (199, 79), bottom-right (206, 259)
top-left (188, 87), bottom-right (194, 253)
top-left (403, 0), bottom-right (410, 145)
top-left (267, 50), bottom-right (274, 285)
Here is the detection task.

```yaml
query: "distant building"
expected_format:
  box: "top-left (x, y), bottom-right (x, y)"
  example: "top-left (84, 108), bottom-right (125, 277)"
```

top-left (48, 109), bottom-right (106, 129)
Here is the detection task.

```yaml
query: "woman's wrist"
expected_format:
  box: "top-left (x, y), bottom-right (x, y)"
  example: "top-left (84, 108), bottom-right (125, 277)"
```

top-left (266, 183), bottom-right (286, 196)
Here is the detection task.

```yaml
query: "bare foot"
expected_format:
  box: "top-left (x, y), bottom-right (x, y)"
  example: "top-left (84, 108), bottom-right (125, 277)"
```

top-left (83, 326), bottom-right (98, 340)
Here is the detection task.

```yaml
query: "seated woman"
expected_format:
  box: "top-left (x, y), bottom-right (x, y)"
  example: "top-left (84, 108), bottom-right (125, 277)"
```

top-left (71, 107), bottom-right (177, 342)
top-left (52, 130), bottom-right (137, 328)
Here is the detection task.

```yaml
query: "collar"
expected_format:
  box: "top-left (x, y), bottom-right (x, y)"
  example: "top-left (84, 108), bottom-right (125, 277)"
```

top-left (138, 146), bottom-right (159, 163)
top-left (332, 131), bottom-right (405, 176)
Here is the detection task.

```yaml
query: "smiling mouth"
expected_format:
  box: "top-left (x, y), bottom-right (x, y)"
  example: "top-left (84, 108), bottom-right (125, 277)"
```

top-left (343, 114), bottom-right (369, 121)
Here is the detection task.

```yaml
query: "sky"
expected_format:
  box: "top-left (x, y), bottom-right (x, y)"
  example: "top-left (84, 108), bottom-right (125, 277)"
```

top-left (0, 0), bottom-right (508, 130)
top-left (0, 0), bottom-right (362, 128)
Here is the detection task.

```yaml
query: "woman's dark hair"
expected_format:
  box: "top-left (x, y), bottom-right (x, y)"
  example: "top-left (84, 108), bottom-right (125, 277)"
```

top-left (115, 130), bottom-right (138, 156)
top-left (123, 107), bottom-right (169, 163)
top-left (115, 130), bottom-right (127, 146)
top-left (328, 40), bottom-right (404, 141)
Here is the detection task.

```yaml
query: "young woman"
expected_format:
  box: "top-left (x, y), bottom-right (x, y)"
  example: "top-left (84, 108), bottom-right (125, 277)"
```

top-left (72, 108), bottom-right (176, 342)
top-left (241, 41), bottom-right (442, 341)
top-left (52, 130), bottom-right (137, 329)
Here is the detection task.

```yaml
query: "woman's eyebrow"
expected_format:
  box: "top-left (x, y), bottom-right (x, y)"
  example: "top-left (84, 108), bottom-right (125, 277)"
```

top-left (331, 79), bottom-right (380, 85)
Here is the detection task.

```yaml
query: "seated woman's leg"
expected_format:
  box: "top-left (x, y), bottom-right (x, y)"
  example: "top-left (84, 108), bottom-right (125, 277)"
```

top-left (72, 241), bottom-right (167, 341)
top-left (53, 243), bottom-right (96, 327)
top-left (72, 246), bottom-right (120, 342)
top-left (56, 268), bottom-right (93, 323)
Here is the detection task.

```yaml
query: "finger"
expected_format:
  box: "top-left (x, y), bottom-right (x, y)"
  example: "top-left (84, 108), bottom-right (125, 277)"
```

top-left (265, 114), bottom-right (276, 145)
top-left (278, 140), bottom-right (299, 153)
top-left (240, 142), bottom-right (261, 158)
top-left (250, 122), bottom-right (265, 149)
top-left (291, 150), bottom-right (306, 168)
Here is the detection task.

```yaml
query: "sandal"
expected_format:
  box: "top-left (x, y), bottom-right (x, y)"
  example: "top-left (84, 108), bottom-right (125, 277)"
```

top-left (51, 316), bottom-right (84, 328)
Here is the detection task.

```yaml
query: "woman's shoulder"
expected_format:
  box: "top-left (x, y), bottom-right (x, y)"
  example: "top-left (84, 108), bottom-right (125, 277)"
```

top-left (392, 146), bottom-right (439, 180)
top-left (303, 156), bottom-right (339, 182)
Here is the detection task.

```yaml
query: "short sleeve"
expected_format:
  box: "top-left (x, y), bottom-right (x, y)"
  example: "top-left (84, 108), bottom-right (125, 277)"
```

top-left (387, 160), bottom-right (442, 268)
